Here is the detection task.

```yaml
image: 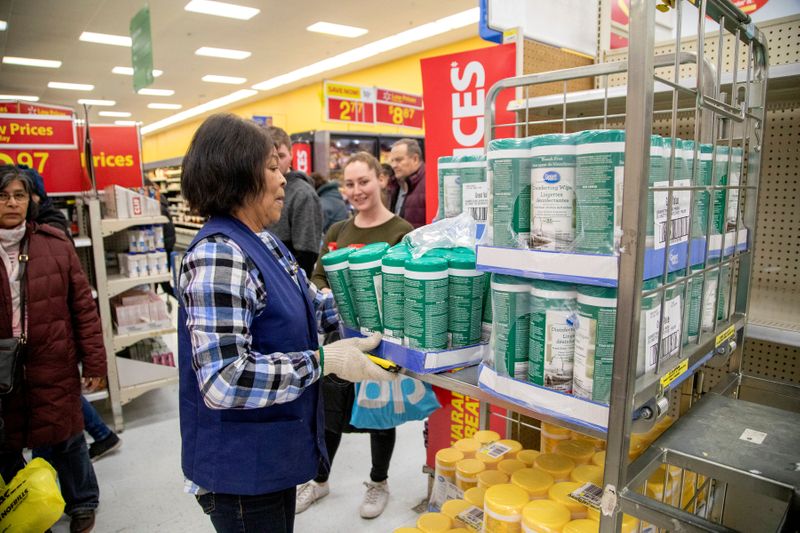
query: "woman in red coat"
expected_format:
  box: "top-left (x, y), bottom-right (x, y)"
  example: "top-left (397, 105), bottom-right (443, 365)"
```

top-left (0, 167), bottom-right (107, 533)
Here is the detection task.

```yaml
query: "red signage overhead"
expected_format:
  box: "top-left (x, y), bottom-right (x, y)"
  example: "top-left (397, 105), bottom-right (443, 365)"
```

top-left (0, 115), bottom-right (77, 149)
top-left (375, 88), bottom-right (424, 129)
top-left (326, 97), bottom-right (375, 124)
top-left (77, 124), bottom-right (144, 191)
top-left (292, 142), bottom-right (312, 174)
top-left (420, 43), bottom-right (516, 224)
top-left (0, 101), bottom-right (75, 116)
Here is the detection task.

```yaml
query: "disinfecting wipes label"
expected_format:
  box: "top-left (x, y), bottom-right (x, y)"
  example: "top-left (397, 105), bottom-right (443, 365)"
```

top-left (654, 179), bottom-right (691, 249)
top-left (404, 272), bottom-right (449, 350)
top-left (350, 261), bottom-right (383, 334)
top-left (644, 305), bottom-right (661, 373)
top-left (489, 144), bottom-right (531, 247)
top-left (530, 308), bottom-right (575, 392)
top-left (381, 267), bottom-right (405, 343)
top-left (574, 296), bottom-right (617, 403)
top-left (662, 294), bottom-right (682, 359)
top-left (444, 174), bottom-right (463, 218)
top-left (463, 182), bottom-right (489, 224)
top-left (491, 285), bottom-right (530, 380)
top-left (531, 166), bottom-right (576, 250)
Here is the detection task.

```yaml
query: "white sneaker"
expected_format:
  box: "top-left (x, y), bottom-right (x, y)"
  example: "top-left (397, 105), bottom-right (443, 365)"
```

top-left (360, 480), bottom-right (389, 519)
top-left (295, 480), bottom-right (329, 514)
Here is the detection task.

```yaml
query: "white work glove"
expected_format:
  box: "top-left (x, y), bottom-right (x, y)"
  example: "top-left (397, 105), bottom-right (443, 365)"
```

top-left (322, 333), bottom-right (397, 382)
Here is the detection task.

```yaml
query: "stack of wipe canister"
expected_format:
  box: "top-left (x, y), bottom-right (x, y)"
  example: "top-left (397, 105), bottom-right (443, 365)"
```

top-left (486, 129), bottom-right (740, 255)
top-left (436, 155), bottom-right (488, 224)
top-left (321, 242), bottom-right (489, 352)
top-left (118, 225), bottom-right (169, 278)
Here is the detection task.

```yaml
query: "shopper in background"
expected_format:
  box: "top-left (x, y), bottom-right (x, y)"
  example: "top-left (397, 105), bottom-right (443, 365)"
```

top-left (387, 138), bottom-right (426, 228)
top-left (178, 114), bottom-right (395, 533)
top-left (264, 126), bottom-right (323, 277)
top-left (378, 163), bottom-right (395, 210)
top-left (312, 171), bottom-right (350, 234)
top-left (304, 152), bottom-right (413, 519)
top-left (0, 168), bottom-right (107, 533)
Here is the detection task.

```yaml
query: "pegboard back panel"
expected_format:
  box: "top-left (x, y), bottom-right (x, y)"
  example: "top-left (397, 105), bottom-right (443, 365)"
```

top-left (603, 15), bottom-right (799, 88)
top-left (523, 39), bottom-right (594, 94)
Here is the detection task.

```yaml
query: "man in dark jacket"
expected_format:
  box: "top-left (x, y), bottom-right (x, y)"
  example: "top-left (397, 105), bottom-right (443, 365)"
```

top-left (264, 126), bottom-right (323, 277)
top-left (388, 138), bottom-right (426, 228)
top-left (313, 173), bottom-right (349, 233)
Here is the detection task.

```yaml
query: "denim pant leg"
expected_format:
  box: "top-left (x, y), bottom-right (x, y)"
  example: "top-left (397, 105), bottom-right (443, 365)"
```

top-left (34, 433), bottom-right (99, 515)
top-left (196, 487), bottom-right (296, 533)
top-left (81, 396), bottom-right (112, 442)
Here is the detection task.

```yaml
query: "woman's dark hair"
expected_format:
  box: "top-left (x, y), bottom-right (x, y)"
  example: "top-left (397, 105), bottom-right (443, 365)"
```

top-left (181, 113), bottom-right (274, 217)
top-left (379, 163), bottom-right (394, 179)
top-left (0, 166), bottom-right (39, 222)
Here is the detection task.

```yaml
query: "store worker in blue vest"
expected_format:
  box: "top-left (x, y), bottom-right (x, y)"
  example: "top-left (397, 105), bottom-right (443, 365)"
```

top-left (177, 113), bottom-right (396, 533)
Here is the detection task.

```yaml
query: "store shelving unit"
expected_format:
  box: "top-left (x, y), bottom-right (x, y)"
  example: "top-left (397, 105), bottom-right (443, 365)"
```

top-left (143, 158), bottom-right (203, 248)
top-left (82, 197), bottom-right (177, 431)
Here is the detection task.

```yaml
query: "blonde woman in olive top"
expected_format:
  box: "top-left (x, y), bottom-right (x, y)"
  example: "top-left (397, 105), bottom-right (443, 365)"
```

top-left (302, 152), bottom-right (413, 519)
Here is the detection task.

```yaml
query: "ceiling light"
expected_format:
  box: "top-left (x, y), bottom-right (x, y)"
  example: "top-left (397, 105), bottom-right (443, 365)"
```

top-left (201, 74), bottom-right (247, 84)
top-left (148, 103), bottom-right (183, 110)
top-left (138, 88), bottom-right (175, 96)
top-left (112, 66), bottom-right (163, 77)
top-left (306, 21), bottom-right (368, 38)
top-left (2, 56), bottom-right (61, 68)
top-left (79, 31), bottom-right (132, 47)
top-left (49, 82), bottom-right (94, 91)
top-left (0, 20), bottom-right (7, 31)
top-left (184, 0), bottom-right (260, 20)
top-left (141, 89), bottom-right (256, 134)
top-left (195, 46), bottom-right (251, 60)
top-left (115, 120), bottom-right (139, 126)
top-left (78, 99), bottom-right (116, 106)
top-left (0, 94), bottom-right (39, 102)
top-left (252, 7), bottom-right (479, 91)
top-left (99, 111), bottom-right (132, 117)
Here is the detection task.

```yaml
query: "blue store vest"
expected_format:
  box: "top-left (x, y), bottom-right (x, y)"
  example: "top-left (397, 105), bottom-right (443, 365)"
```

top-left (178, 216), bottom-right (327, 495)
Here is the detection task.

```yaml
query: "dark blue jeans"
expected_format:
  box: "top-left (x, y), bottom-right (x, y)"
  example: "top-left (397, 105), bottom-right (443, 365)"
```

top-left (196, 487), bottom-right (296, 533)
top-left (2, 432), bottom-right (100, 516)
top-left (81, 396), bottom-right (112, 442)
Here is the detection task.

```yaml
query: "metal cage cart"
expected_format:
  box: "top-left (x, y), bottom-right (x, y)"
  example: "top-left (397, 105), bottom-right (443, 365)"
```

top-left (464, 0), bottom-right (799, 531)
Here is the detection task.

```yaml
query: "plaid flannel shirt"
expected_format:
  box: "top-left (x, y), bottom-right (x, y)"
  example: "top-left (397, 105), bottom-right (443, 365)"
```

top-left (179, 230), bottom-right (337, 494)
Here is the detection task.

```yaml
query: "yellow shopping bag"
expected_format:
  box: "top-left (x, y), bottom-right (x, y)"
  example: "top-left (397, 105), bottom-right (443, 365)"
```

top-left (0, 457), bottom-right (65, 533)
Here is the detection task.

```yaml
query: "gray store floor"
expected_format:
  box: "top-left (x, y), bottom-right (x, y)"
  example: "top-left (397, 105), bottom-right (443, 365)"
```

top-left (50, 356), bottom-right (429, 532)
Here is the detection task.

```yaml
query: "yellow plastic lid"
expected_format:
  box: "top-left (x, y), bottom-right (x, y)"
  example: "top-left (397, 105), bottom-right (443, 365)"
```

top-left (393, 528), bottom-right (424, 533)
top-left (534, 454), bottom-right (576, 479)
top-left (417, 512), bottom-right (452, 533)
top-left (511, 467), bottom-right (554, 497)
top-left (586, 508), bottom-right (639, 533)
top-left (456, 458), bottom-right (486, 477)
top-left (548, 482), bottom-right (586, 515)
top-left (556, 440), bottom-right (595, 465)
top-left (446, 529), bottom-right (472, 533)
top-left (591, 451), bottom-right (605, 467)
top-left (496, 439), bottom-right (523, 456)
top-left (516, 449), bottom-right (541, 466)
top-left (441, 499), bottom-right (471, 520)
top-left (570, 433), bottom-right (606, 451)
top-left (436, 448), bottom-right (465, 468)
top-left (477, 469), bottom-right (509, 489)
top-left (570, 465), bottom-right (603, 486)
top-left (453, 438), bottom-right (482, 457)
top-left (484, 483), bottom-right (530, 516)
top-left (645, 465), bottom-right (675, 499)
top-left (521, 499), bottom-right (571, 532)
top-left (463, 486), bottom-right (486, 507)
top-left (473, 430), bottom-right (501, 444)
top-left (475, 450), bottom-right (503, 468)
top-left (541, 422), bottom-right (572, 436)
top-left (498, 459), bottom-right (527, 476)
top-left (563, 518), bottom-right (599, 533)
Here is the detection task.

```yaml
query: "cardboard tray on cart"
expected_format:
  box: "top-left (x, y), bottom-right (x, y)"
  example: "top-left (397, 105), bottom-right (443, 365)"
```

top-left (341, 326), bottom-right (487, 374)
top-left (476, 229), bottom-right (748, 287)
top-left (477, 363), bottom-right (610, 433)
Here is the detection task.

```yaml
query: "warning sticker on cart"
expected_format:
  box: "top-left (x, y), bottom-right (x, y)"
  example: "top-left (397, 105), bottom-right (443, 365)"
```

top-left (715, 325), bottom-right (736, 348)
top-left (660, 358), bottom-right (689, 389)
top-left (739, 428), bottom-right (767, 444)
top-left (570, 482), bottom-right (604, 510)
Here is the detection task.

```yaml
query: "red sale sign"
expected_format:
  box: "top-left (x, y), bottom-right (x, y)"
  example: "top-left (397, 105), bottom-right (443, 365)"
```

top-left (0, 101), bottom-right (74, 116)
top-left (375, 88), bottom-right (424, 129)
top-left (0, 114), bottom-right (77, 149)
top-left (77, 124), bottom-right (144, 190)
top-left (292, 142), bottom-right (312, 174)
top-left (420, 43), bottom-right (517, 223)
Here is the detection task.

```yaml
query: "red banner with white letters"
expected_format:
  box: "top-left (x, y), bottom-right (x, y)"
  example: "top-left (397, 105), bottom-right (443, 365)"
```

top-left (77, 124), bottom-right (144, 191)
top-left (420, 43), bottom-right (516, 223)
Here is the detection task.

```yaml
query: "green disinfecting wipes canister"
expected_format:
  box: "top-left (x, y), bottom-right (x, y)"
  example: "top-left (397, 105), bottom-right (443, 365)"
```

top-left (490, 274), bottom-right (531, 380)
top-left (529, 134), bottom-right (576, 251)
top-left (320, 247), bottom-right (359, 329)
top-left (574, 285), bottom-right (617, 403)
top-left (348, 242), bottom-right (390, 334)
top-left (575, 129), bottom-right (626, 255)
top-left (684, 263), bottom-right (704, 344)
top-left (488, 137), bottom-right (531, 248)
top-left (448, 249), bottom-right (486, 348)
top-left (438, 156), bottom-right (462, 219)
top-left (712, 146), bottom-right (741, 234)
top-left (528, 279), bottom-right (577, 392)
top-left (404, 255), bottom-right (449, 350)
top-left (481, 273), bottom-right (493, 342)
top-left (646, 135), bottom-right (666, 249)
top-left (382, 251), bottom-right (410, 343)
top-left (700, 258), bottom-right (731, 331)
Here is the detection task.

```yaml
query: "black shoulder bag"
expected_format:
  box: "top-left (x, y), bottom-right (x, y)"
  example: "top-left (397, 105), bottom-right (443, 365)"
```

top-left (0, 238), bottom-right (29, 395)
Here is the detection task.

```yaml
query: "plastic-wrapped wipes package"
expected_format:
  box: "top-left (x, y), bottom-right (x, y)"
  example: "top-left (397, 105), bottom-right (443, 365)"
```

top-left (437, 155), bottom-right (488, 223)
top-left (402, 212), bottom-right (478, 259)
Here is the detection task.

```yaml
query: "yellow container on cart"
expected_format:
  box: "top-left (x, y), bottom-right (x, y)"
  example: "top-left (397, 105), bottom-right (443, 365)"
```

top-left (587, 507), bottom-right (640, 533)
top-left (417, 512), bottom-right (453, 533)
top-left (541, 422), bottom-right (572, 453)
top-left (479, 469), bottom-right (510, 490)
top-left (516, 449), bottom-right (540, 466)
top-left (441, 499), bottom-right (472, 520)
top-left (511, 468), bottom-right (554, 499)
top-left (548, 482), bottom-right (587, 519)
top-left (464, 486), bottom-right (486, 508)
top-left (590, 451), bottom-right (605, 467)
top-left (534, 454), bottom-right (575, 481)
top-left (570, 432), bottom-right (606, 451)
top-left (454, 438), bottom-right (482, 459)
top-left (484, 483), bottom-right (530, 533)
top-left (474, 430), bottom-right (501, 444)
top-left (521, 499), bottom-right (571, 533)
top-left (456, 458), bottom-right (486, 491)
top-left (570, 465), bottom-right (603, 487)
top-left (498, 459), bottom-right (527, 476)
top-left (436, 448), bottom-right (464, 484)
top-left (495, 439), bottom-right (523, 458)
top-left (555, 440), bottom-right (595, 465)
top-left (562, 518), bottom-right (599, 533)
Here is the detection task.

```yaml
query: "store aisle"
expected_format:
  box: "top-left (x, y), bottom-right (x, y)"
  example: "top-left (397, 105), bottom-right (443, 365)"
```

top-left (51, 383), bottom-right (428, 532)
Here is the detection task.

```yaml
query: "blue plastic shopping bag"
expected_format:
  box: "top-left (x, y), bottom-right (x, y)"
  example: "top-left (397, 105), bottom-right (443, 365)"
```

top-left (350, 376), bottom-right (441, 430)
